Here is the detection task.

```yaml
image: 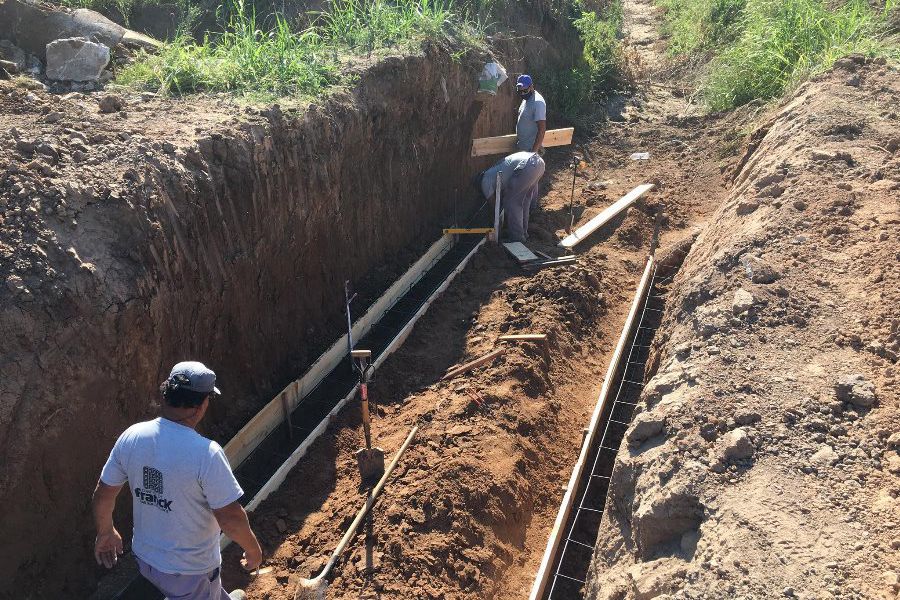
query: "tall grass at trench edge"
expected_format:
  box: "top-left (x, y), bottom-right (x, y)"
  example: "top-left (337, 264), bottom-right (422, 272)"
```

top-left (117, 0), bottom-right (490, 98)
top-left (541, 0), bottom-right (628, 128)
top-left (658, 0), bottom-right (900, 109)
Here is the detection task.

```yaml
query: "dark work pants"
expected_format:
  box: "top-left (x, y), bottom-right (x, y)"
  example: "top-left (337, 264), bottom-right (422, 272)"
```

top-left (503, 154), bottom-right (545, 242)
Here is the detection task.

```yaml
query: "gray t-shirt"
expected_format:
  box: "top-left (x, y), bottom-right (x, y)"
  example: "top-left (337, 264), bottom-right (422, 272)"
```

top-left (100, 418), bottom-right (243, 575)
top-left (516, 90), bottom-right (547, 152)
top-left (481, 151), bottom-right (537, 199)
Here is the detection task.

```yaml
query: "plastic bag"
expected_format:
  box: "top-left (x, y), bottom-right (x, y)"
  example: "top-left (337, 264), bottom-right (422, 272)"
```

top-left (478, 61), bottom-right (508, 95)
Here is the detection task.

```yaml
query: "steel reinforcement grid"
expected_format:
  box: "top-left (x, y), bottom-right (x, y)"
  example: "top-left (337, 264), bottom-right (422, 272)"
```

top-left (543, 257), bottom-right (680, 599)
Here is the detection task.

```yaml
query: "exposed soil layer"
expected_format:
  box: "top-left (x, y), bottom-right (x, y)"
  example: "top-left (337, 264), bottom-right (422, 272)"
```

top-left (0, 28), bottom-right (582, 596)
top-left (224, 68), bottom-right (734, 598)
top-left (586, 58), bottom-right (900, 600)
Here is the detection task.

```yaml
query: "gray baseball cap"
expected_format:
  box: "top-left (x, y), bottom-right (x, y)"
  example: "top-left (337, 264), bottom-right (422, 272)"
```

top-left (167, 361), bottom-right (221, 395)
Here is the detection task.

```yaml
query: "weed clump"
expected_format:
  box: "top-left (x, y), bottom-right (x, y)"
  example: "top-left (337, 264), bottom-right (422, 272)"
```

top-left (542, 0), bottom-right (628, 127)
top-left (659, 0), bottom-right (899, 109)
top-left (117, 0), bottom-right (487, 98)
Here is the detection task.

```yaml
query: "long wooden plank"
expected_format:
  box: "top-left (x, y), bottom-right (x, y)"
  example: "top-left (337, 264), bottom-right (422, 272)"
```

top-left (558, 184), bottom-right (654, 250)
top-left (529, 256), bottom-right (655, 600)
top-left (223, 233), bottom-right (453, 467)
top-left (443, 227), bottom-right (493, 235)
top-left (471, 127), bottom-right (575, 157)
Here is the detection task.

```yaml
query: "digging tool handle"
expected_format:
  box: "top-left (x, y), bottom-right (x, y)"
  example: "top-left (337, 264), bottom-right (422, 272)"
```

top-left (319, 425), bottom-right (419, 579)
top-left (361, 383), bottom-right (372, 449)
top-left (567, 158), bottom-right (578, 234)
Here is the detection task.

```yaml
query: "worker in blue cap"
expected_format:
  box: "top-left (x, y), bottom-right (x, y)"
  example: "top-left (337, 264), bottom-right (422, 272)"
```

top-left (92, 361), bottom-right (262, 600)
top-left (515, 74), bottom-right (547, 154)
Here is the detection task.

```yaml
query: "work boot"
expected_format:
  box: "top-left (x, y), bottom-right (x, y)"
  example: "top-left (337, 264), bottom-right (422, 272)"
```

top-left (229, 590), bottom-right (247, 600)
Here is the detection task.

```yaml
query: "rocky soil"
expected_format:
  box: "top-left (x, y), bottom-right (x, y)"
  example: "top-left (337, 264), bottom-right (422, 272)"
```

top-left (586, 57), bottom-right (900, 600)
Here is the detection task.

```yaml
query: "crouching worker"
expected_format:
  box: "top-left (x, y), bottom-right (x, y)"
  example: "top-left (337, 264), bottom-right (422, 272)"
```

top-left (476, 151), bottom-right (546, 243)
top-left (92, 361), bottom-right (262, 600)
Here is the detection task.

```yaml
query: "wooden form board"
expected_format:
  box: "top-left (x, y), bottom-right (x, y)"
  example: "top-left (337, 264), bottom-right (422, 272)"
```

top-left (529, 256), bottom-right (655, 600)
top-left (558, 183), bottom-right (654, 250)
top-left (443, 227), bottom-right (493, 235)
top-left (471, 127), bottom-right (574, 157)
top-left (223, 233), bottom-right (453, 468)
top-left (220, 234), bottom-right (486, 554)
top-left (502, 241), bottom-right (539, 264)
top-left (498, 334), bottom-right (546, 342)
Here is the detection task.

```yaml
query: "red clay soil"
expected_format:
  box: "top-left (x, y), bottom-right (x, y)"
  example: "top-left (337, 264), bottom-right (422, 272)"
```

top-left (222, 86), bottom-right (734, 598)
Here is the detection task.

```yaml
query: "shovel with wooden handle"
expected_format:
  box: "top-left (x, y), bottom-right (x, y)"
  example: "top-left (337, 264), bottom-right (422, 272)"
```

top-left (351, 350), bottom-right (385, 486)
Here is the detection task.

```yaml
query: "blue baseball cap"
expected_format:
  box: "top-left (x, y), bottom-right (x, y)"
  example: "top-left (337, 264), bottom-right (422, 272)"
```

top-left (167, 361), bottom-right (221, 395)
top-left (516, 74), bottom-right (533, 89)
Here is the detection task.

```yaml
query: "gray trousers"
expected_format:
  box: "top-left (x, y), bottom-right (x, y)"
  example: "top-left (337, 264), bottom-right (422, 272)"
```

top-left (503, 154), bottom-right (545, 242)
top-left (137, 557), bottom-right (231, 600)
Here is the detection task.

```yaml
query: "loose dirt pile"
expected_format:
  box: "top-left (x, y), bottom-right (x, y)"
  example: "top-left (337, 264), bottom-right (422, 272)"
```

top-left (586, 57), bottom-right (900, 600)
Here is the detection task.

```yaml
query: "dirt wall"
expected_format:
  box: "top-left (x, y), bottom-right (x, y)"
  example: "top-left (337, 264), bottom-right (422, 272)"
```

top-left (0, 23), bottom-right (580, 599)
top-left (584, 57), bottom-right (900, 599)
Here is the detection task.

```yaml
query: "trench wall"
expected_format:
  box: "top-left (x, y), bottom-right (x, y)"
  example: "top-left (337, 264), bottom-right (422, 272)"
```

top-left (0, 23), bottom-right (580, 600)
top-left (584, 59), bottom-right (899, 599)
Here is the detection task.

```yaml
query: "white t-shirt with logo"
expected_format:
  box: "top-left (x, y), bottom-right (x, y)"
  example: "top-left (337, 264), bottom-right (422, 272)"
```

top-left (100, 418), bottom-right (244, 575)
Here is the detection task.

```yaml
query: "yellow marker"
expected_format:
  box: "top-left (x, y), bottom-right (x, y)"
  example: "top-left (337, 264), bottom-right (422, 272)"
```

top-left (443, 227), bottom-right (494, 235)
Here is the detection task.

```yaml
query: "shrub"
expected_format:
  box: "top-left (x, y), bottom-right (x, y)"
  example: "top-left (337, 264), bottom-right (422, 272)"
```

top-left (117, 0), bottom-right (338, 96)
top-left (704, 0), bottom-right (899, 109)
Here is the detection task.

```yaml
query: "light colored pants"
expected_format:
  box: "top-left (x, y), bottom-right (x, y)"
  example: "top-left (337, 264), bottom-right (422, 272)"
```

top-left (137, 557), bottom-right (232, 600)
top-left (503, 154), bottom-right (545, 242)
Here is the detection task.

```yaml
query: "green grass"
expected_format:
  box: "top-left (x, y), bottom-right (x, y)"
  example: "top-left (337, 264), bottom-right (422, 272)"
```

top-left (658, 0), bottom-right (745, 54)
top-left (541, 0), bottom-right (626, 127)
top-left (117, 0), bottom-right (494, 97)
top-left (118, 0), bottom-right (338, 96)
top-left (317, 0), bottom-right (456, 53)
top-left (659, 0), bottom-right (900, 109)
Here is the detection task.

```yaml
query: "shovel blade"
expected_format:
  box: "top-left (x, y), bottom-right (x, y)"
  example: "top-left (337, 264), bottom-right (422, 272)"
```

top-left (355, 447), bottom-right (385, 485)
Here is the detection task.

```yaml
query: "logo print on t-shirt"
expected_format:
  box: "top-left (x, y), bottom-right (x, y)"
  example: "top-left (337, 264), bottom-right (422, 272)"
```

top-left (135, 466), bottom-right (173, 512)
top-left (143, 466), bottom-right (164, 494)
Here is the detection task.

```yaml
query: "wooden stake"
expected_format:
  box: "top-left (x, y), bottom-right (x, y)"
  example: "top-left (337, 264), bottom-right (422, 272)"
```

top-left (442, 348), bottom-right (505, 380)
top-left (499, 334), bottom-right (550, 365)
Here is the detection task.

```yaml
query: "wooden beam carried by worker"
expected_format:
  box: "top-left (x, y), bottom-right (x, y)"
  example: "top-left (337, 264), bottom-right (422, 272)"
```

top-left (470, 127), bottom-right (575, 157)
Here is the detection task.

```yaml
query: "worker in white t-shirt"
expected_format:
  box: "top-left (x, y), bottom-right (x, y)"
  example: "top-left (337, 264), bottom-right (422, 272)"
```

top-left (92, 361), bottom-right (262, 600)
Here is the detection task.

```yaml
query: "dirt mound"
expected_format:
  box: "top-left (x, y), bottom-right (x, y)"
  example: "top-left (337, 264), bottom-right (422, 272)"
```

top-left (586, 57), bottom-right (900, 600)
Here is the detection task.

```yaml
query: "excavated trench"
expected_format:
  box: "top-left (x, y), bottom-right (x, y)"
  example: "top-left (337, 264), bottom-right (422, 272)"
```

top-left (0, 5), bottom-right (586, 597)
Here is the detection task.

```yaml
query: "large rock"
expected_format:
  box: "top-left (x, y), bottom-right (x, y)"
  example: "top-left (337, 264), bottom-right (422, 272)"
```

top-left (709, 427), bottom-right (754, 472)
top-left (732, 288), bottom-right (755, 315)
top-left (834, 373), bottom-right (876, 408)
top-left (741, 255), bottom-right (780, 283)
top-left (0, 0), bottom-right (124, 58)
top-left (627, 412), bottom-right (666, 447)
top-left (45, 37), bottom-right (109, 82)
